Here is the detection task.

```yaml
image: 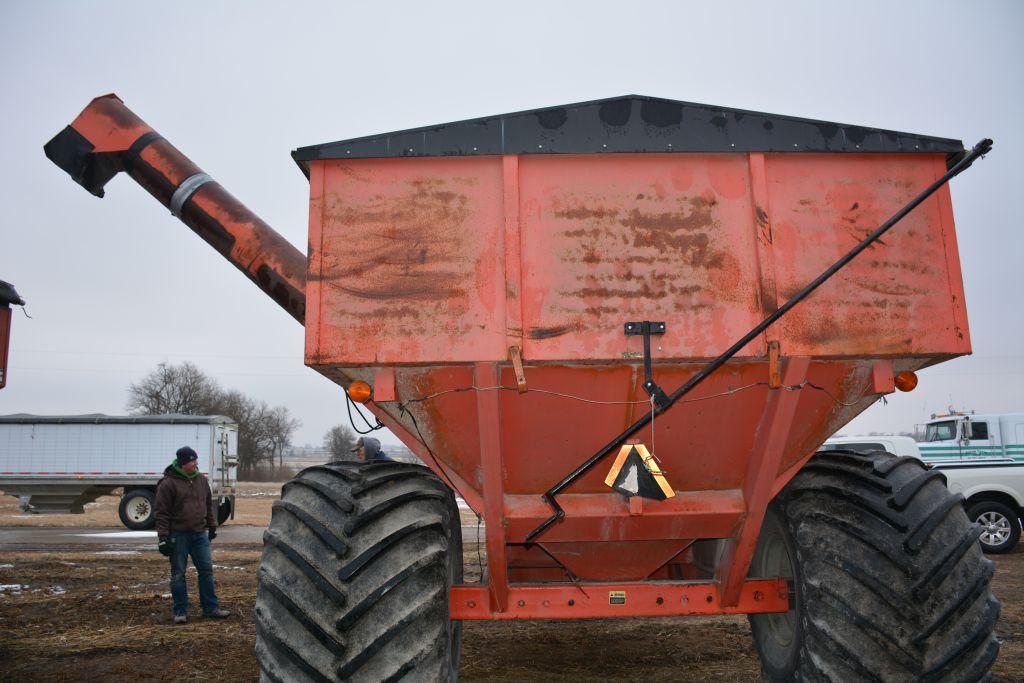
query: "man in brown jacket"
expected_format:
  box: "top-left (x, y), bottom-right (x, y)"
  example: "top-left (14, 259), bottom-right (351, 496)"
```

top-left (156, 446), bottom-right (230, 624)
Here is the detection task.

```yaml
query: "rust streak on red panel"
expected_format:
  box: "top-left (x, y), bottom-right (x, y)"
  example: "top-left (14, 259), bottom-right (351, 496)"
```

top-left (749, 153), bottom-right (779, 323)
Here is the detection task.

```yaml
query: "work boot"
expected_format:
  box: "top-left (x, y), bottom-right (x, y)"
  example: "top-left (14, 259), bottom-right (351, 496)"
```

top-left (204, 608), bottom-right (231, 619)
top-left (174, 614), bottom-right (187, 624)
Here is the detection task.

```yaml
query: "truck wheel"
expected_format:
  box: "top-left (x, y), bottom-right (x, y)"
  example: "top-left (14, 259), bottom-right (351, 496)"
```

top-left (217, 498), bottom-right (233, 526)
top-left (967, 500), bottom-right (1021, 554)
top-left (118, 489), bottom-right (157, 530)
top-left (255, 461), bottom-right (462, 682)
top-left (749, 449), bottom-right (999, 681)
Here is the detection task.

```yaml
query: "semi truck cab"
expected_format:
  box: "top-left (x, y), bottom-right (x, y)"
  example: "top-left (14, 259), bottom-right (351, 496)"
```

top-left (919, 412), bottom-right (1024, 462)
top-left (917, 412), bottom-right (1024, 553)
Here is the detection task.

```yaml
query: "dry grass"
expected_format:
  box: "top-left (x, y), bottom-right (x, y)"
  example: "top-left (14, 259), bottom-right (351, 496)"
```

top-left (1, 545), bottom-right (1023, 681)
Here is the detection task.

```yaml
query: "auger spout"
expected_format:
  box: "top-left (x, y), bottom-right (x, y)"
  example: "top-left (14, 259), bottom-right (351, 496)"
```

top-left (44, 94), bottom-right (306, 324)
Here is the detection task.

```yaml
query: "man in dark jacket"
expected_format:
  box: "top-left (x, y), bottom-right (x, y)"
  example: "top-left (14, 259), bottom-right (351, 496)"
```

top-left (155, 446), bottom-right (230, 624)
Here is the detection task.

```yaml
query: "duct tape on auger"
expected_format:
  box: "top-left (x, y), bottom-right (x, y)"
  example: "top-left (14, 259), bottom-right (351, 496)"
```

top-left (604, 443), bottom-right (675, 500)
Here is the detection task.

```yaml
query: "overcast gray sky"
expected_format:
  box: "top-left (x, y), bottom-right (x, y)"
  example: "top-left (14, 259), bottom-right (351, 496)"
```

top-left (1, 0), bottom-right (1021, 447)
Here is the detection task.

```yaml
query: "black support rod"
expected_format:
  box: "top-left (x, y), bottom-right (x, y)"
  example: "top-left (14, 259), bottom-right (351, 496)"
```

top-left (526, 138), bottom-right (994, 542)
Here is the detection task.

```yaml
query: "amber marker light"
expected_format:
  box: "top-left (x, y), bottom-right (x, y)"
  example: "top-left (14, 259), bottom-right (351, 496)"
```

top-left (895, 371), bottom-right (918, 392)
top-left (347, 380), bottom-right (373, 403)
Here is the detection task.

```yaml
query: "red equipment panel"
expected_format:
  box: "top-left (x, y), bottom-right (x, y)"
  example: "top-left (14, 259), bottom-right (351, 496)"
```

top-left (519, 153), bottom-right (764, 361)
top-left (306, 152), bottom-right (969, 367)
top-left (308, 157), bottom-right (507, 365)
top-left (765, 153), bottom-right (970, 356)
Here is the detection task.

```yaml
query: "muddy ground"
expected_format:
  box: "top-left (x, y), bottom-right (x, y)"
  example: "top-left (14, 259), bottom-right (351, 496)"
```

top-left (0, 543), bottom-right (1022, 681)
top-left (1, 485), bottom-right (1022, 681)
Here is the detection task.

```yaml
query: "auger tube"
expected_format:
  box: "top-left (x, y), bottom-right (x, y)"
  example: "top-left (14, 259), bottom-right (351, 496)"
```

top-left (44, 94), bottom-right (307, 324)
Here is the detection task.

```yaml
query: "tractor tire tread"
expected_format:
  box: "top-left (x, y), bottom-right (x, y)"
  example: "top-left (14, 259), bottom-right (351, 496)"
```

top-left (255, 461), bottom-right (461, 683)
top-left (273, 500), bottom-right (350, 557)
top-left (890, 471), bottom-right (946, 510)
top-left (757, 449), bottom-right (999, 682)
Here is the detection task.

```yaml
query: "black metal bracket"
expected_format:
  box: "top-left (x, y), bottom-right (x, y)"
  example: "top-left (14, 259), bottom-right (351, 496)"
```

top-left (624, 321), bottom-right (670, 410)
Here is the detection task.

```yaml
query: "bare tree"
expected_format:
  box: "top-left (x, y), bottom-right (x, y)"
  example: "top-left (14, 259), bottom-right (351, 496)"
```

top-left (127, 362), bottom-right (301, 478)
top-left (267, 405), bottom-right (301, 472)
top-left (208, 390), bottom-right (300, 476)
top-left (212, 389), bottom-right (265, 473)
top-left (324, 424), bottom-right (358, 461)
top-left (126, 361), bottom-right (220, 415)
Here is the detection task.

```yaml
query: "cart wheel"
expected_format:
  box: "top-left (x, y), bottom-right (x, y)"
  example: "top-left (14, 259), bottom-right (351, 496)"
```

top-left (217, 498), bottom-right (232, 526)
top-left (967, 500), bottom-right (1021, 554)
top-left (255, 461), bottom-right (462, 682)
top-left (749, 449), bottom-right (999, 681)
top-left (118, 489), bottom-right (156, 530)
top-left (747, 506), bottom-right (802, 676)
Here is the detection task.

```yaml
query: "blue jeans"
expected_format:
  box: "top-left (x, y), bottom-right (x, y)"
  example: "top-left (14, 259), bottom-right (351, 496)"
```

top-left (169, 531), bottom-right (219, 616)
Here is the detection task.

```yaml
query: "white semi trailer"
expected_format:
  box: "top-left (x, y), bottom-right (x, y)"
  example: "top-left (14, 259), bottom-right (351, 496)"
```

top-left (0, 414), bottom-right (237, 529)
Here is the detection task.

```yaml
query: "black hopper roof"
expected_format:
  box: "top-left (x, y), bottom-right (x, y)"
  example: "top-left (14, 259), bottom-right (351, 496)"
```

top-left (292, 95), bottom-right (965, 174)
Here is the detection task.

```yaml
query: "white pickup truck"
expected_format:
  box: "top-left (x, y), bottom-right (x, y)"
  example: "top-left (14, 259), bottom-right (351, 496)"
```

top-left (0, 414), bottom-right (238, 529)
top-left (822, 413), bottom-right (1024, 554)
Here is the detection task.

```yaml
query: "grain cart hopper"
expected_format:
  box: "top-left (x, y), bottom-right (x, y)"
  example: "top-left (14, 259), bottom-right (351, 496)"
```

top-left (46, 94), bottom-right (998, 681)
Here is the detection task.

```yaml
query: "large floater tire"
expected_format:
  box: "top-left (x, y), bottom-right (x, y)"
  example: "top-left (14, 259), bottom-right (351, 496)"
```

top-left (750, 449), bottom-right (1000, 681)
top-left (255, 461), bottom-right (462, 682)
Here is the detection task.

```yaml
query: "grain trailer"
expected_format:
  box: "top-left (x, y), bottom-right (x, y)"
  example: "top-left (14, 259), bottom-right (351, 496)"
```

top-left (46, 94), bottom-right (997, 681)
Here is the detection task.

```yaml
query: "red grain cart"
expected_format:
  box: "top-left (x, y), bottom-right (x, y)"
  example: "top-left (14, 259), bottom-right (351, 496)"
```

top-left (47, 95), bottom-right (998, 681)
